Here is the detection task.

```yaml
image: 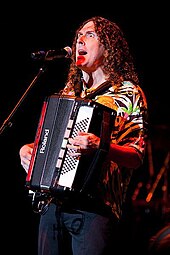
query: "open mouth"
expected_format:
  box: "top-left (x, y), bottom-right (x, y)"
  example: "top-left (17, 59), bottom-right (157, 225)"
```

top-left (78, 49), bottom-right (87, 55)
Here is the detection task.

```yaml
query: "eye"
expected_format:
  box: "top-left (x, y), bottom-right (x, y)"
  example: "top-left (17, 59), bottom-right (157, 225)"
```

top-left (77, 33), bottom-right (82, 39)
top-left (86, 32), bottom-right (97, 38)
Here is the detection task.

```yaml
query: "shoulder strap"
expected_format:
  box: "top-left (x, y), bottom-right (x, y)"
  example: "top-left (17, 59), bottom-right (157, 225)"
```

top-left (80, 81), bottom-right (116, 194)
top-left (84, 80), bottom-right (112, 99)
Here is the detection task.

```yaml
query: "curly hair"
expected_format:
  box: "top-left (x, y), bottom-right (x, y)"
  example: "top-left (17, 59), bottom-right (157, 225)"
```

top-left (66, 16), bottom-right (139, 90)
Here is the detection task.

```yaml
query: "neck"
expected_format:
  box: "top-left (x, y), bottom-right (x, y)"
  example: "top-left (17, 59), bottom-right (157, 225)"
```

top-left (82, 68), bottom-right (107, 89)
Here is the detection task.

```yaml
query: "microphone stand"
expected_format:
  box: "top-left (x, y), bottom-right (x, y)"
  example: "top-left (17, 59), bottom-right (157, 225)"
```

top-left (146, 151), bottom-right (170, 204)
top-left (0, 65), bottom-right (47, 135)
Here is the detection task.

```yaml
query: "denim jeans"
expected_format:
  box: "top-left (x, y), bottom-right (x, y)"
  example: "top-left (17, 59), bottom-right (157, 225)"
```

top-left (38, 202), bottom-right (118, 255)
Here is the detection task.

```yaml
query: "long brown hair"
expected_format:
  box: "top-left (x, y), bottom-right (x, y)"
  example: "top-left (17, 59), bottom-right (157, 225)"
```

top-left (66, 16), bottom-right (139, 89)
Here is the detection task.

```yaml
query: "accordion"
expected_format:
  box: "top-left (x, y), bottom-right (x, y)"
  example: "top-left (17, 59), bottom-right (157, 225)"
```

top-left (26, 94), bottom-right (116, 197)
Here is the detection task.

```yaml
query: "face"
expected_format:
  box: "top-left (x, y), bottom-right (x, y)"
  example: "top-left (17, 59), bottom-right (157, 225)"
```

top-left (76, 21), bottom-right (105, 72)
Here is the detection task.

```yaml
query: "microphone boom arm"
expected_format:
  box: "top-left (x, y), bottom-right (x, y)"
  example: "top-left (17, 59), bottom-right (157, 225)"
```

top-left (0, 65), bottom-right (46, 135)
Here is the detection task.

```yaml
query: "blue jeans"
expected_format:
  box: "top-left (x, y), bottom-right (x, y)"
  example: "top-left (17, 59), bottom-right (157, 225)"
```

top-left (38, 202), bottom-right (118, 255)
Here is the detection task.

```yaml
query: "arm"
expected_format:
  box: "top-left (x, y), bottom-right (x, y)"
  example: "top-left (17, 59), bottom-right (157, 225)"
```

top-left (108, 143), bottom-right (142, 169)
top-left (67, 131), bottom-right (142, 169)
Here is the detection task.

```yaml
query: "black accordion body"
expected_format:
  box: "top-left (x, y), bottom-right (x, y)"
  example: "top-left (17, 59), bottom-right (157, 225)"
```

top-left (26, 94), bottom-right (116, 198)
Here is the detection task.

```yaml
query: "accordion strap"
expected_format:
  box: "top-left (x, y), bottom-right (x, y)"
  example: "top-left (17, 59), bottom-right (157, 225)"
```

top-left (79, 80), bottom-right (113, 193)
top-left (84, 80), bottom-right (112, 99)
top-left (80, 99), bottom-right (113, 194)
top-left (85, 79), bottom-right (113, 154)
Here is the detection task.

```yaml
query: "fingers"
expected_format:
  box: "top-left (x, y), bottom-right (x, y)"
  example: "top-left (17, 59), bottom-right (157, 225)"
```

top-left (21, 159), bottom-right (30, 173)
top-left (68, 134), bottom-right (91, 148)
top-left (68, 133), bottom-right (100, 150)
top-left (67, 144), bottom-right (82, 157)
top-left (77, 145), bottom-right (81, 153)
top-left (19, 143), bottom-right (34, 173)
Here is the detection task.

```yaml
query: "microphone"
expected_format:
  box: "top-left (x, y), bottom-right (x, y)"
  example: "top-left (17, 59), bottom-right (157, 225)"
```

top-left (31, 46), bottom-right (72, 61)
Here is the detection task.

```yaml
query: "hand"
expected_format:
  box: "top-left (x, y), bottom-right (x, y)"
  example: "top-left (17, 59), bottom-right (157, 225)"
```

top-left (19, 143), bottom-right (34, 173)
top-left (67, 131), bottom-right (100, 157)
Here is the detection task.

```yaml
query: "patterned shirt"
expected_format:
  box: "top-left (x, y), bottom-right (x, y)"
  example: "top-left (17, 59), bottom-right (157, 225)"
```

top-left (62, 80), bottom-right (148, 220)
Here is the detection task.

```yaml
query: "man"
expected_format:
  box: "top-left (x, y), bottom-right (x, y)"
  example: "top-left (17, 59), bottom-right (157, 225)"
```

top-left (19, 16), bottom-right (148, 255)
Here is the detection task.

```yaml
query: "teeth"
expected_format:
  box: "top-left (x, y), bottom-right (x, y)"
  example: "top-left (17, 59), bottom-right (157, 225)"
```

top-left (78, 50), bottom-right (87, 55)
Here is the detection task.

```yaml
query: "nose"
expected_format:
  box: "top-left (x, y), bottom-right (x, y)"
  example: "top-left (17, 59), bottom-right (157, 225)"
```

top-left (77, 35), bottom-right (85, 45)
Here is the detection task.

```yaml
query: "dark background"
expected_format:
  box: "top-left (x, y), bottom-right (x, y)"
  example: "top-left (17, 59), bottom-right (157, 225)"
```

top-left (0, 2), bottom-right (169, 254)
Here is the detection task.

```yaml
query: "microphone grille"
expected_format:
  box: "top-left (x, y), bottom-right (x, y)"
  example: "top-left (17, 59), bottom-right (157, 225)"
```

top-left (64, 46), bottom-right (72, 58)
